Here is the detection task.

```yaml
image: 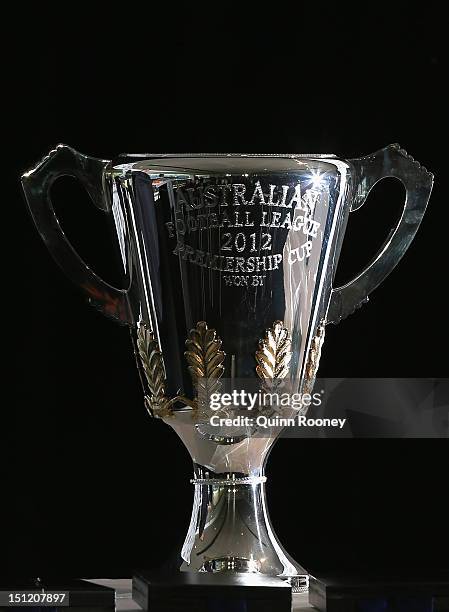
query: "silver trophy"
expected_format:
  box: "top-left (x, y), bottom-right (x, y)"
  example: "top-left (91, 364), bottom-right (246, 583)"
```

top-left (22, 144), bottom-right (433, 591)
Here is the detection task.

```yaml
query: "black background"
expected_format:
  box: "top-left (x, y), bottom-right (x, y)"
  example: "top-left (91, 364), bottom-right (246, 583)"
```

top-left (5, 5), bottom-right (448, 579)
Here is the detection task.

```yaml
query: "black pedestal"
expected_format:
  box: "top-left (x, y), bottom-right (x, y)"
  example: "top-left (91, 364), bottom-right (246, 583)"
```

top-left (309, 571), bottom-right (449, 612)
top-left (133, 571), bottom-right (291, 612)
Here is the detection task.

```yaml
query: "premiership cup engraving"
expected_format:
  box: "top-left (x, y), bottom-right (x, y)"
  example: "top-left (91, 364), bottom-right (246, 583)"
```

top-left (22, 146), bottom-right (433, 591)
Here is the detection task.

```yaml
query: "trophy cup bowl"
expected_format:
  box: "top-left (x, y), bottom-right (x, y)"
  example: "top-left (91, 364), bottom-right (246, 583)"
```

top-left (22, 145), bottom-right (433, 591)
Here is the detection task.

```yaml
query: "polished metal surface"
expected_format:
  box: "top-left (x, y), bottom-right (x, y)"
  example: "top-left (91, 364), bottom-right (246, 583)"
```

top-left (181, 465), bottom-right (307, 590)
top-left (22, 145), bottom-right (433, 590)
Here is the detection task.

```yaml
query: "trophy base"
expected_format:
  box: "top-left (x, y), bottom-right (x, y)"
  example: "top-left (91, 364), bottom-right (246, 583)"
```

top-left (133, 570), bottom-right (292, 612)
top-left (178, 471), bottom-right (309, 594)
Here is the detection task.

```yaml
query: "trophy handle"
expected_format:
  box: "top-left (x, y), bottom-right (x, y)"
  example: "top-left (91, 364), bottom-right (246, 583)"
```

top-left (327, 143), bottom-right (433, 324)
top-left (21, 144), bottom-right (133, 324)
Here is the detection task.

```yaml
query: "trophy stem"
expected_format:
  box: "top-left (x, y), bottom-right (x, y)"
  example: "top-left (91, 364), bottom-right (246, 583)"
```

top-left (178, 463), bottom-right (308, 592)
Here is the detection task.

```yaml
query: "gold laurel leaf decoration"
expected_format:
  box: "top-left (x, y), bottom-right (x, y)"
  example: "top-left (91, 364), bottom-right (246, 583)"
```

top-left (137, 324), bottom-right (169, 415)
top-left (185, 321), bottom-right (226, 404)
top-left (256, 320), bottom-right (292, 382)
top-left (303, 323), bottom-right (325, 394)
